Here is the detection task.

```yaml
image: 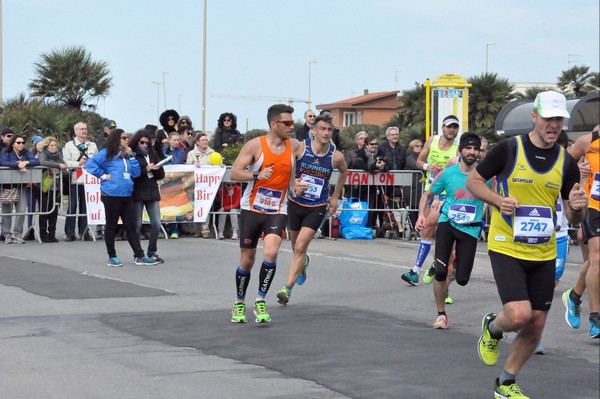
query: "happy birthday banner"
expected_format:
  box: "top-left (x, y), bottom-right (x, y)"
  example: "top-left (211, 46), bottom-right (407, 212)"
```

top-left (84, 165), bottom-right (226, 225)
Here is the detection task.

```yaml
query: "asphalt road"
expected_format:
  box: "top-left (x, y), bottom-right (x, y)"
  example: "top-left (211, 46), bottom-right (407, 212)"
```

top-left (1, 224), bottom-right (598, 399)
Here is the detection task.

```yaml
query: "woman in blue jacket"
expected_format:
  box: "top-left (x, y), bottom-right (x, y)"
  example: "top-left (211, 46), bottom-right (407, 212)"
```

top-left (0, 133), bottom-right (40, 244)
top-left (86, 129), bottom-right (157, 267)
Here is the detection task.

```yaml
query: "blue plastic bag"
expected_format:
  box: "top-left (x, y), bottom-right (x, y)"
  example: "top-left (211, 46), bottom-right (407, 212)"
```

top-left (341, 225), bottom-right (373, 240)
top-left (339, 197), bottom-right (368, 228)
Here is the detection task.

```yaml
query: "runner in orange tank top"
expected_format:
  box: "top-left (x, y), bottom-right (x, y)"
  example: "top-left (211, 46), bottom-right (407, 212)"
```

top-left (562, 124), bottom-right (600, 338)
top-left (228, 104), bottom-right (308, 324)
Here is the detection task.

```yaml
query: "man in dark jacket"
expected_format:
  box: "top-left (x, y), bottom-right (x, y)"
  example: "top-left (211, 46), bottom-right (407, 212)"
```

top-left (356, 135), bottom-right (387, 230)
top-left (378, 126), bottom-right (407, 204)
top-left (378, 126), bottom-right (406, 170)
top-left (295, 110), bottom-right (316, 141)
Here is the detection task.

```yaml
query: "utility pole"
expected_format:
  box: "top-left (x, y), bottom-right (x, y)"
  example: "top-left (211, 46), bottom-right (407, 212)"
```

top-left (308, 60), bottom-right (317, 109)
top-left (151, 81), bottom-right (161, 122)
top-left (485, 42), bottom-right (496, 73)
top-left (395, 70), bottom-right (402, 90)
top-left (0, 0), bottom-right (3, 104)
top-left (201, 0), bottom-right (207, 133)
top-left (162, 71), bottom-right (169, 109)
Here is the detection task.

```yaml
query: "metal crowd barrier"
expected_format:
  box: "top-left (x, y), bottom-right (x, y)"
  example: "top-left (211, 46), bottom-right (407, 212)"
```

top-left (1, 166), bottom-right (488, 242)
top-left (0, 166), bottom-right (59, 243)
top-left (55, 167), bottom-right (428, 241)
top-left (334, 169), bottom-right (425, 239)
top-left (195, 168), bottom-right (426, 240)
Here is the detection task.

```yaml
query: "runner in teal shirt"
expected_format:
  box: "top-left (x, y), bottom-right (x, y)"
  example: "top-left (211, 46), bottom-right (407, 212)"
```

top-left (414, 133), bottom-right (486, 329)
top-left (430, 162), bottom-right (489, 239)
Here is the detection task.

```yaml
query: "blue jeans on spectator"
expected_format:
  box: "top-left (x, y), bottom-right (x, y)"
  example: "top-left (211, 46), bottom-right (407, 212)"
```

top-left (65, 184), bottom-right (87, 237)
top-left (134, 200), bottom-right (161, 256)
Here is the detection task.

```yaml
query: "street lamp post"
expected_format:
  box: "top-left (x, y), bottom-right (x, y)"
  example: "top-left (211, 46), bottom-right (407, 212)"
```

top-left (395, 70), bottom-right (402, 90)
top-left (151, 81), bottom-right (161, 122)
top-left (308, 60), bottom-right (317, 110)
top-left (0, 0), bottom-right (3, 104)
top-left (485, 42), bottom-right (496, 73)
top-left (162, 71), bottom-right (169, 109)
top-left (201, 0), bottom-right (207, 133)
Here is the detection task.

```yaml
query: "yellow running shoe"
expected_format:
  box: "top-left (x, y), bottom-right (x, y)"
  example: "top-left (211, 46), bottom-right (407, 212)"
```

top-left (494, 378), bottom-right (530, 398)
top-left (478, 312), bottom-right (500, 366)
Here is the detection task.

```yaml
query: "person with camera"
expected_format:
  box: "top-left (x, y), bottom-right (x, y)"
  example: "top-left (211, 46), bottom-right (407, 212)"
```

top-left (355, 135), bottom-right (388, 233)
top-left (62, 122), bottom-right (98, 242)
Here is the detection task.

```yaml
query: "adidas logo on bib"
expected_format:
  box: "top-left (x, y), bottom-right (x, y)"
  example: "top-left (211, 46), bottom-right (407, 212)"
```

top-left (528, 208), bottom-right (540, 216)
top-left (459, 206), bottom-right (467, 211)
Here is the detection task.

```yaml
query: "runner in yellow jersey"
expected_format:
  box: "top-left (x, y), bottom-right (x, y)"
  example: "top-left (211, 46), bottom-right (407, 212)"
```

top-left (466, 91), bottom-right (587, 399)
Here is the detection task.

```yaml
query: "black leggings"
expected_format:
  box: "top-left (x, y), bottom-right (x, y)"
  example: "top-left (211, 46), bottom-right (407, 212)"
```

top-left (433, 221), bottom-right (478, 286)
top-left (101, 195), bottom-right (144, 259)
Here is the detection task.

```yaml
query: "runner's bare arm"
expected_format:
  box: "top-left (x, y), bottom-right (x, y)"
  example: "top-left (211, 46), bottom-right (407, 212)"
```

top-left (291, 138), bottom-right (304, 158)
top-left (564, 182), bottom-right (587, 224)
top-left (466, 169), bottom-right (518, 215)
top-left (328, 151), bottom-right (349, 214)
top-left (289, 152), bottom-right (308, 196)
top-left (568, 134), bottom-right (591, 161)
top-left (416, 136), bottom-right (433, 169)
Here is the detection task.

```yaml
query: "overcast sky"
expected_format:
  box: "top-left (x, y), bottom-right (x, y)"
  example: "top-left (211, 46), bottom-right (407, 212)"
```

top-left (3, 0), bottom-right (599, 133)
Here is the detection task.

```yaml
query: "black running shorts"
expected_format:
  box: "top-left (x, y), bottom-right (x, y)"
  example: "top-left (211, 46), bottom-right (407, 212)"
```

top-left (287, 201), bottom-right (327, 232)
top-left (581, 208), bottom-right (600, 245)
top-left (238, 209), bottom-right (287, 249)
top-left (488, 250), bottom-right (555, 311)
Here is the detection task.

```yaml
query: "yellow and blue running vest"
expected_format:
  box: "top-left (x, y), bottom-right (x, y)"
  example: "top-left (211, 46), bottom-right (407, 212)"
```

top-left (489, 135), bottom-right (566, 261)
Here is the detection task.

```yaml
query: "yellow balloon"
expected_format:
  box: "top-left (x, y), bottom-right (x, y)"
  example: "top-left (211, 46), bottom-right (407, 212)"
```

top-left (209, 152), bottom-right (222, 166)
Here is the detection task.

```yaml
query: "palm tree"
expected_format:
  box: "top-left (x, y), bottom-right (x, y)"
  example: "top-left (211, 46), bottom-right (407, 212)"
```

top-left (0, 93), bottom-right (99, 144)
top-left (514, 86), bottom-right (549, 100)
top-left (391, 82), bottom-right (426, 131)
top-left (557, 65), bottom-right (593, 98)
top-left (29, 45), bottom-right (112, 111)
top-left (0, 94), bottom-right (41, 135)
top-left (587, 72), bottom-right (600, 92)
top-left (467, 73), bottom-right (515, 134)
